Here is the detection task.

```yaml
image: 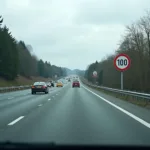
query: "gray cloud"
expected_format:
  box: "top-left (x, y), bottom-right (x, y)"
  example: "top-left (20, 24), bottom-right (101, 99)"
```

top-left (74, 0), bottom-right (150, 25)
top-left (1, 0), bottom-right (150, 69)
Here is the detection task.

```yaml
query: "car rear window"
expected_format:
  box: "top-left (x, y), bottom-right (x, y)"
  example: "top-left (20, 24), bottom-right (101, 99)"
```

top-left (34, 82), bottom-right (45, 86)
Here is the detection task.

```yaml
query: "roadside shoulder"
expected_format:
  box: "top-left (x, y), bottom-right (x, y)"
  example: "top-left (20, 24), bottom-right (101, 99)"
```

top-left (82, 83), bottom-right (150, 123)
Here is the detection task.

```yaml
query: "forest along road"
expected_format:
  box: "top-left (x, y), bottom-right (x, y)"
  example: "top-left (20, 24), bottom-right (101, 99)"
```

top-left (0, 82), bottom-right (150, 145)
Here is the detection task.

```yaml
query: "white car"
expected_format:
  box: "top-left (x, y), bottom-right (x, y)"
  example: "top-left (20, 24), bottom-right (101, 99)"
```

top-left (46, 82), bottom-right (51, 87)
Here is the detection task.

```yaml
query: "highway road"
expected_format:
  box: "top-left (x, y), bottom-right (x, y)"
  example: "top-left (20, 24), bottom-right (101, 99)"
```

top-left (0, 81), bottom-right (150, 145)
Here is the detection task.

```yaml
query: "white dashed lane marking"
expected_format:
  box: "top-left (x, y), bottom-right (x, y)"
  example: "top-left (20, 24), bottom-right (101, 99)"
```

top-left (38, 104), bottom-right (43, 107)
top-left (8, 116), bottom-right (24, 126)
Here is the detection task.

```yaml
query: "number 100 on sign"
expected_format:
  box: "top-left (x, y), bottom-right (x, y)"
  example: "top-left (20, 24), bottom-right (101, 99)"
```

top-left (114, 54), bottom-right (131, 71)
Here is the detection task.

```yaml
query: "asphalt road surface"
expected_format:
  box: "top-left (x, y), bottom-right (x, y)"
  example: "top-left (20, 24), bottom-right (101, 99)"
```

top-left (0, 81), bottom-right (150, 145)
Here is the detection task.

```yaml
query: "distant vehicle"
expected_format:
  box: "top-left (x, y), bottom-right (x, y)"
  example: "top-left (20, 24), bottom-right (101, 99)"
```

top-left (46, 82), bottom-right (51, 87)
top-left (68, 79), bottom-right (71, 82)
top-left (50, 81), bottom-right (54, 87)
top-left (51, 82), bottom-right (54, 87)
top-left (31, 82), bottom-right (49, 94)
top-left (56, 81), bottom-right (63, 87)
top-left (72, 80), bottom-right (80, 88)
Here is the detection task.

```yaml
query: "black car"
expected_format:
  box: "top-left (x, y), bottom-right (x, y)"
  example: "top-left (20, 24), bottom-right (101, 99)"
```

top-left (46, 82), bottom-right (51, 87)
top-left (50, 81), bottom-right (54, 87)
top-left (31, 82), bottom-right (49, 94)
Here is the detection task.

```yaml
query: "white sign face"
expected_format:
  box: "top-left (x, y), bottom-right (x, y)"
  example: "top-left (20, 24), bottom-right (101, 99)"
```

top-left (114, 54), bottom-right (131, 71)
top-left (93, 71), bottom-right (97, 77)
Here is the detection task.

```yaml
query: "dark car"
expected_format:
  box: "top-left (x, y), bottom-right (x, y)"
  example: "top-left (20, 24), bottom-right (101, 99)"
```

top-left (31, 82), bottom-right (49, 94)
top-left (50, 81), bottom-right (54, 87)
top-left (72, 80), bottom-right (80, 88)
top-left (46, 82), bottom-right (51, 87)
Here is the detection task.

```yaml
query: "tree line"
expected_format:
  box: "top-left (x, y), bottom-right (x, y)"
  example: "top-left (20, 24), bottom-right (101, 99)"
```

top-left (0, 16), bottom-right (66, 80)
top-left (85, 11), bottom-right (150, 92)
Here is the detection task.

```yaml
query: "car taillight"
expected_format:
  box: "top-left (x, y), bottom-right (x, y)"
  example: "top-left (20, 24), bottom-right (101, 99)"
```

top-left (42, 86), bottom-right (46, 89)
top-left (32, 86), bottom-right (35, 88)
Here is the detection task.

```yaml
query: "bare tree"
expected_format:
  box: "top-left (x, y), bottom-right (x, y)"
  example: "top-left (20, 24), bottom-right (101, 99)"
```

top-left (85, 11), bottom-right (150, 92)
top-left (139, 11), bottom-right (150, 56)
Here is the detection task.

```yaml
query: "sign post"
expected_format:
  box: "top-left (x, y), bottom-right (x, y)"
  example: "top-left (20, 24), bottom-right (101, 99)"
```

top-left (114, 54), bottom-right (131, 90)
top-left (121, 72), bottom-right (123, 90)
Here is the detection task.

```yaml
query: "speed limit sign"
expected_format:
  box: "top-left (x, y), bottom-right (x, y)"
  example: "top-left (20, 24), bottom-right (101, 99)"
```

top-left (93, 71), bottom-right (97, 77)
top-left (114, 53), bottom-right (131, 90)
top-left (114, 53), bottom-right (131, 71)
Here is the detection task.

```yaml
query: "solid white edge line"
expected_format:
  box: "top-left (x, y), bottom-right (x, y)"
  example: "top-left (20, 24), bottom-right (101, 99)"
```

top-left (82, 85), bottom-right (150, 129)
top-left (8, 116), bottom-right (24, 126)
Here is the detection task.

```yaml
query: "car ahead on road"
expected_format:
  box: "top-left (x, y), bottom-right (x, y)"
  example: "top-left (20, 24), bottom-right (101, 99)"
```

top-left (72, 80), bottom-right (80, 88)
top-left (56, 81), bottom-right (63, 87)
top-left (31, 82), bottom-right (49, 94)
top-left (46, 82), bottom-right (51, 87)
top-left (46, 81), bottom-right (54, 88)
top-left (50, 81), bottom-right (54, 87)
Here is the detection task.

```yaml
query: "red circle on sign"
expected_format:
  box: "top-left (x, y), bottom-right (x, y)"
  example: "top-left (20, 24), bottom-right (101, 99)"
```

top-left (93, 71), bottom-right (97, 77)
top-left (93, 71), bottom-right (97, 78)
top-left (114, 53), bottom-right (131, 71)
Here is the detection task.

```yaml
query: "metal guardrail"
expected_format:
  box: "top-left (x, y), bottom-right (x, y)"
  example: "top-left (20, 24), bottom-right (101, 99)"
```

top-left (0, 77), bottom-right (65, 93)
top-left (81, 79), bottom-right (150, 100)
top-left (0, 78), bottom-right (64, 93)
top-left (0, 85), bottom-right (31, 93)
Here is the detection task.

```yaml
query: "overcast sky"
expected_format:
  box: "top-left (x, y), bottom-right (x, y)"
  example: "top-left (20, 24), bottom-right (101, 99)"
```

top-left (1, 0), bottom-right (150, 69)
